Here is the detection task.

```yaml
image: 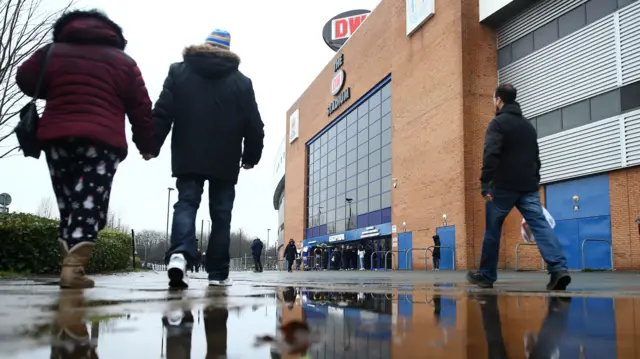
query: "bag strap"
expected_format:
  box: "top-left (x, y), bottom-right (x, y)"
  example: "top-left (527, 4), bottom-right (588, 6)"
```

top-left (31, 44), bottom-right (55, 102)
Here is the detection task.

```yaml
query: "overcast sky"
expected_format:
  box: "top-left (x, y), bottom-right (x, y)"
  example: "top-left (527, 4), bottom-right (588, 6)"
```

top-left (0, 0), bottom-right (381, 241)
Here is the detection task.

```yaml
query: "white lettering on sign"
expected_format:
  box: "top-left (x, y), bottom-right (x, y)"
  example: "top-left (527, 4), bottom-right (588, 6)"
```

top-left (331, 14), bottom-right (369, 40)
top-left (392, 225), bottom-right (397, 233)
top-left (329, 234), bottom-right (345, 242)
top-left (330, 69), bottom-right (345, 96)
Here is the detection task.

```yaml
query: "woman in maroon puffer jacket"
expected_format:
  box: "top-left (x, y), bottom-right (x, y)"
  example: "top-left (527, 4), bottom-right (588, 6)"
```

top-left (15, 9), bottom-right (156, 289)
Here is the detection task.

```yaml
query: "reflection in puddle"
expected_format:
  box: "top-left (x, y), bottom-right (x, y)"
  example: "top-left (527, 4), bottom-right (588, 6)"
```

top-left (2, 286), bottom-right (637, 358)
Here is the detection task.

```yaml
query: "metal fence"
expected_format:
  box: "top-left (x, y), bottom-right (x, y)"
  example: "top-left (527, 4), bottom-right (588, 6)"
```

top-left (230, 255), bottom-right (286, 271)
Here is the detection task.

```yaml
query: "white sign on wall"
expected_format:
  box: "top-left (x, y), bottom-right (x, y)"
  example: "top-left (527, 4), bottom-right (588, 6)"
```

top-left (479, 0), bottom-right (514, 21)
top-left (406, 0), bottom-right (435, 35)
top-left (289, 109), bottom-right (299, 144)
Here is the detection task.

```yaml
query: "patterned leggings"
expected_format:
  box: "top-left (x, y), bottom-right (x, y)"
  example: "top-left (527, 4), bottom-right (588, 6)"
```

top-left (45, 139), bottom-right (120, 248)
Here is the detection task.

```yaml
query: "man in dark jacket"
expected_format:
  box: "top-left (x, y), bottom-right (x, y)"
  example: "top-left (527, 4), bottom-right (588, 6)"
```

top-left (432, 234), bottom-right (441, 270)
top-left (251, 237), bottom-right (264, 273)
top-left (283, 239), bottom-right (297, 273)
top-left (467, 84), bottom-right (569, 291)
top-left (154, 29), bottom-right (265, 288)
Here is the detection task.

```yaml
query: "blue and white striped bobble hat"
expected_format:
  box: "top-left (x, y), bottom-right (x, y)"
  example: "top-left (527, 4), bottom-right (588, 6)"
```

top-left (205, 29), bottom-right (231, 49)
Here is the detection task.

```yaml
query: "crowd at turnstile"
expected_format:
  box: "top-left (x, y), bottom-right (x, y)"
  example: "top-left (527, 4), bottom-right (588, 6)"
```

top-left (303, 242), bottom-right (392, 271)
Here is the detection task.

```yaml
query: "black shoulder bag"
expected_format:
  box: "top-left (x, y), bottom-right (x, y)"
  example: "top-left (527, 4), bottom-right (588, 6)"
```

top-left (15, 44), bottom-right (55, 159)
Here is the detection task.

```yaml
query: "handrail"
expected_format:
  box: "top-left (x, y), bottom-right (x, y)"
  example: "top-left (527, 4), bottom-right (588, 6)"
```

top-left (426, 245), bottom-right (456, 270)
top-left (404, 247), bottom-right (431, 270)
top-left (515, 243), bottom-right (545, 271)
top-left (384, 250), bottom-right (407, 270)
top-left (581, 238), bottom-right (614, 271)
top-left (370, 251), bottom-right (387, 271)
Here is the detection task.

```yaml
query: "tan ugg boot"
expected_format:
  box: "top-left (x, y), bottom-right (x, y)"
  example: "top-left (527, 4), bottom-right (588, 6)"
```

top-left (60, 242), bottom-right (95, 289)
top-left (58, 238), bottom-right (69, 259)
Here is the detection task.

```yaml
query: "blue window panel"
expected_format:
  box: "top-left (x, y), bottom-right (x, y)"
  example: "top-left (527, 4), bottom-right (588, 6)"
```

top-left (318, 224), bottom-right (327, 236)
top-left (305, 228), bottom-right (312, 239)
top-left (312, 226), bottom-right (320, 238)
top-left (357, 214), bottom-right (369, 228)
top-left (369, 210), bottom-right (382, 226)
top-left (381, 207), bottom-right (392, 223)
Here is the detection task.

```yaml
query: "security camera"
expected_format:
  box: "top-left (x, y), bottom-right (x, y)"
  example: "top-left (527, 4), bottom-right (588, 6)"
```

top-left (393, 182), bottom-right (397, 188)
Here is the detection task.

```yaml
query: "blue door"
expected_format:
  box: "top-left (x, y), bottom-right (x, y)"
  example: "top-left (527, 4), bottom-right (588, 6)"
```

top-left (436, 226), bottom-right (455, 270)
top-left (546, 174), bottom-right (612, 270)
top-left (561, 298), bottom-right (616, 358)
top-left (398, 232), bottom-right (413, 270)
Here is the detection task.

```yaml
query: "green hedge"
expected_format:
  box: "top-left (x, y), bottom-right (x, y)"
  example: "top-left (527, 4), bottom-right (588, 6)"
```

top-left (0, 213), bottom-right (132, 274)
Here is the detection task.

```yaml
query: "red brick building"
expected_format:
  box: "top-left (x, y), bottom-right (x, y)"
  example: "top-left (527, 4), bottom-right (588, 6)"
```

top-left (282, 0), bottom-right (640, 271)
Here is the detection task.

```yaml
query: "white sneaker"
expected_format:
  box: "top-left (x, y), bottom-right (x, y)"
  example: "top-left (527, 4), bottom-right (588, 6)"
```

top-left (168, 254), bottom-right (188, 289)
top-left (208, 278), bottom-right (233, 287)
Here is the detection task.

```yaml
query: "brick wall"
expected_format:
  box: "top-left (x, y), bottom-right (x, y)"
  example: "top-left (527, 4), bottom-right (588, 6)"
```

top-left (609, 167), bottom-right (640, 269)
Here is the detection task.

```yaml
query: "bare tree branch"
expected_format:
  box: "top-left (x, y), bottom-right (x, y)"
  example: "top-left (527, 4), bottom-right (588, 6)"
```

top-left (0, 0), bottom-right (74, 151)
top-left (35, 195), bottom-right (55, 219)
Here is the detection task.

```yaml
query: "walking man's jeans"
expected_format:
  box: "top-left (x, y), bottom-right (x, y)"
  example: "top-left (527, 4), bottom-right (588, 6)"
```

top-left (166, 177), bottom-right (236, 281)
top-left (479, 189), bottom-right (567, 283)
top-left (253, 255), bottom-right (263, 272)
top-left (432, 257), bottom-right (440, 270)
top-left (287, 260), bottom-right (293, 272)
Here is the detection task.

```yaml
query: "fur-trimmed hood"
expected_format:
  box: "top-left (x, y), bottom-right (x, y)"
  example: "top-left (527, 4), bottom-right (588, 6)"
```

top-left (53, 10), bottom-right (127, 50)
top-left (182, 44), bottom-right (240, 79)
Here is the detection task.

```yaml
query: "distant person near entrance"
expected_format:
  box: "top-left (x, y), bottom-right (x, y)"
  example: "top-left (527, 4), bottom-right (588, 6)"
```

top-left (251, 237), bottom-right (264, 273)
top-left (432, 234), bottom-right (441, 271)
top-left (283, 239), bottom-right (297, 273)
top-left (467, 84), bottom-right (570, 291)
top-left (153, 29), bottom-right (265, 288)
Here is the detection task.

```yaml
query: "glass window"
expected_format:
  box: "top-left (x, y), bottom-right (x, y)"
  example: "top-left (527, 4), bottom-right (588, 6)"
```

top-left (382, 98), bottom-right (391, 115)
top-left (327, 185), bottom-right (336, 199)
top-left (369, 195), bottom-right (381, 212)
top-left (320, 166), bottom-right (327, 178)
top-left (586, 0), bottom-right (616, 25)
top-left (357, 200), bottom-right (368, 215)
top-left (369, 90), bottom-right (381, 109)
top-left (382, 114), bottom-right (391, 130)
top-left (336, 220), bottom-right (345, 233)
top-left (381, 191), bottom-right (392, 208)
top-left (358, 142), bottom-right (369, 159)
top-left (381, 159), bottom-right (392, 177)
top-left (498, 45), bottom-right (511, 68)
top-left (337, 206), bottom-right (345, 220)
top-left (619, 0), bottom-right (635, 8)
top-left (327, 222), bottom-right (336, 234)
top-left (358, 115), bottom-right (369, 132)
top-left (358, 101), bottom-right (369, 118)
top-left (347, 111), bottom-right (358, 126)
top-left (381, 83), bottom-right (391, 99)
top-left (534, 19), bottom-right (558, 51)
top-left (346, 163), bottom-right (357, 179)
top-left (337, 155), bottom-right (346, 170)
top-left (381, 175), bottom-right (392, 191)
top-left (370, 134), bottom-right (381, 152)
top-left (336, 180), bottom-right (346, 195)
top-left (337, 119), bottom-right (347, 132)
top-left (327, 136), bottom-right (336, 150)
top-left (328, 126), bottom-right (337, 139)
top-left (358, 128), bottom-right (369, 145)
top-left (357, 185), bottom-right (368, 200)
top-left (320, 156), bottom-right (327, 168)
top-left (327, 173), bottom-right (336, 186)
top-left (369, 120), bottom-right (381, 138)
top-left (320, 133), bottom-right (327, 145)
top-left (336, 167), bottom-right (346, 182)
top-left (336, 130), bottom-right (346, 145)
top-left (621, 81), bottom-right (640, 112)
top-left (358, 156), bottom-right (369, 173)
top-left (337, 142), bottom-right (346, 158)
top-left (536, 109), bottom-right (562, 137)
top-left (347, 149), bottom-right (358, 164)
top-left (346, 135), bottom-right (358, 152)
top-left (369, 180), bottom-right (381, 196)
top-left (381, 144), bottom-right (391, 162)
top-left (328, 149), bottom-right (337, 163)
top-left (357, 171), bottom-right (368, 187)
top-left (369, 105), bottom-right (382, 123)
top-left (369, 164), bottom-right (381, 181)
top-left (559, 5), bottom-right (586, 38)
top-left (381, 128), bottom-right (391, 145)
top-left (347, 122), bottom-right (358, 139)
top-left (346, 190), bottom-right (356, 203)
top-left (369, 151), bottom-right (381, 167)
top-left (320, 176), bottom-right (327, 190)
top-left (511, 33), bottom-right (533, 62)
top-left (320, 144), bottom-right (327, 156)
top-left (327, 197), bottom-right (335, 211)
top-left (561, 99), bottom-right (590, 130)
top-left (327, 210), bottom-right (336, 223)
top-left (590, 89), bottom-right (620, 122)
top-left (320, 190), bottom-right (327, 202)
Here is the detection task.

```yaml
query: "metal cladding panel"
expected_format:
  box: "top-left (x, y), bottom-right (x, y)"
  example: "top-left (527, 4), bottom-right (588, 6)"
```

top-left (499, 15), bottom-right (618, 119)
top-left (539, 117), bottom-right (622, 184)
top-left (619, 2), bottom-right (640, 85)
top-left (624, 110), bottom-right (640, 165)
top-left (497, 0), bottom-right (586, 49)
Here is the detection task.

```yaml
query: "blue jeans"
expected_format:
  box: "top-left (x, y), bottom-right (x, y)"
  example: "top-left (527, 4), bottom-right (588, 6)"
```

top-left (166, 177), bottom-right (236, 281)
top-left (479, 190), bottom-right (567, 283)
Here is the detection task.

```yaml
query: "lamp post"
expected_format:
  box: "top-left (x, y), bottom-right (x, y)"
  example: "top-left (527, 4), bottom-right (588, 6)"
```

top-left (266, 228), bottom-right (271, 269)
top-left (345, 198), bottom-right (353, 230)
top-left (165, 187), bottom-right (175, 251)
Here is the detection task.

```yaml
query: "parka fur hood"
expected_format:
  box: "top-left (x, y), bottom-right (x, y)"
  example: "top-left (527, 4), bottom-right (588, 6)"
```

top-left (53, 9), bottom-right (127, 50)
top-left (182, 44), bottom-right (241, 79)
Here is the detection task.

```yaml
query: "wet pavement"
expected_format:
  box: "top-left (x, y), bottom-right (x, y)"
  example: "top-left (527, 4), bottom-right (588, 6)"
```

top-left (2, 270), bottom-right (640, 358)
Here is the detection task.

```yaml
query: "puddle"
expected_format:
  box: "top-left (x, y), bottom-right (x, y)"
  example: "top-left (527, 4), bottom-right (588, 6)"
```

top-left (0, 284), bottom-right (637, 358)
